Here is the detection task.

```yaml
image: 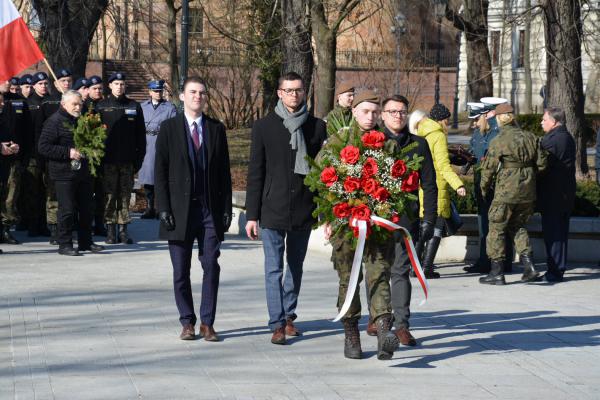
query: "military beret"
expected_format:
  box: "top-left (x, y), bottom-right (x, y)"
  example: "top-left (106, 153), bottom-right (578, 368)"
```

top-left (19, 74), bottom-right (33, 85)
top-left (351, 90), bottom-right (380, 108)
top-left (430, 103), bottom-right (451, 121)
top-left (335, 81), bottom-right (355, 97)
top-left (88, 75), bottom-right (103, 86)
top-left (57, 68), bottom-right (72, 78)
top-left (494, 103), bottom-right (514, 115)
top-left (31, 72), bottom-right (49, 84)
top-left (108, 72), bottom-right (126, 82)
top-left (73, 77), bottom-right (90, 90)
top-left (148, 80), bottom-right (165, 90)
top-left (9, 77), bottom-right (19, 85)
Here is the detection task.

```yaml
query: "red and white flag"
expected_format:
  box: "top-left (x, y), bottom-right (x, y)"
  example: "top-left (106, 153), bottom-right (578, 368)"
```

top-left (0, 0), bottom-right (45, 82)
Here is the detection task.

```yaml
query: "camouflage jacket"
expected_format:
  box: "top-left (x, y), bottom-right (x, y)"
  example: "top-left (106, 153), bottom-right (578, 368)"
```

top-left (480, 124), bottom-right (547, 204)
top-left (324, 105), bottom-right (353, 137)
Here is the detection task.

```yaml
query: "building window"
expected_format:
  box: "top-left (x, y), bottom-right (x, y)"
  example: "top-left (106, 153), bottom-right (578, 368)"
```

top-left (190, 8), bottom-right (203, 37)
top-left (517, 30), bottom-right (525, 68)
top-left (490, 31), bottom-right (500, 67)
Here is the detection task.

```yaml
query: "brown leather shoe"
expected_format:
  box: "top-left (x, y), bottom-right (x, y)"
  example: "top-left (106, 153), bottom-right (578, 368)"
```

top-left (271, 326), bottom-right (286, 345)
top-left (179, 324), bottom-right (195, 340)
top-left (395, 327), bottom-right (417, 346)
top-left (285, 318), bottom-right (301, 336)
top-left (366, 318), bottom-right (378, 336)
top-left (200, 324), bottom-right (219, 342)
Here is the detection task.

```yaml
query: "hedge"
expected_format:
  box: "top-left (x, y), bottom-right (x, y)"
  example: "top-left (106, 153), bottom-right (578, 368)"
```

top-left (449, 177), bottom-right (600, 217)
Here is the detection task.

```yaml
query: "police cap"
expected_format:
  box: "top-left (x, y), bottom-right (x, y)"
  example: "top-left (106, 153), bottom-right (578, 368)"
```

top-left (148, 80), bottom-right (165, 90)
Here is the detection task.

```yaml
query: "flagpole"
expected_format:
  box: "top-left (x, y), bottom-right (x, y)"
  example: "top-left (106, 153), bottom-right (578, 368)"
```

top-left (42, 58), bottom-right (64, 94)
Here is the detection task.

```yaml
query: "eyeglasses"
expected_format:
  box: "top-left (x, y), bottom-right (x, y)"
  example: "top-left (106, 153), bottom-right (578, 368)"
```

top-left (279, 88), bottom-right (304, 95)
top-left (383, 110), bottom-right (408, 117)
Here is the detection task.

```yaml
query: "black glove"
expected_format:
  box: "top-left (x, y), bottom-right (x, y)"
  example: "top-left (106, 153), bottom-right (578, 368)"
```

top-left (159, 211), bottom-right (175, 231)
top-left (223, 212), bottom-right (232, 232)
top-left (419, 220), bottom-right (435, 243)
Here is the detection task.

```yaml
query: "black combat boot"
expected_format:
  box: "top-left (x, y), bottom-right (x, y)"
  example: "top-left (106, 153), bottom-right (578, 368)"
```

top-left (463, 258), bottom-right (491, 274)
top-left (376, 314), bottom-right (399, 360)
top-left (118, 224), bottom-right (133, 244)
top-left (105, 224), bottom-right (117, 244)
top-left (48, 224), bottom-right (58, 245)
top-left (93, 216), bottom-right (107, 236)
top-left (479, 260), bottom-right (506, 285)
top-left (520, 253), bottom-right (540, 282)
top-left (58, 244), bottom-right (80, 256)
top-left (422, 236), bottom-right (441, 279)
top-left (342, 318), bottom-right (362, 359)
top-left (1, 225), bottom-right (20, 244)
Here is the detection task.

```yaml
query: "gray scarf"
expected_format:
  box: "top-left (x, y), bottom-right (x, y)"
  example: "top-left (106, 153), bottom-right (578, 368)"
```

top-left (275, 99), bottom-right (310, 175)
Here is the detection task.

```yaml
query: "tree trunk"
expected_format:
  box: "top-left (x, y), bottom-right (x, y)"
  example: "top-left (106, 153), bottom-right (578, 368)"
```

top-left (310, 0), bottom-right (335, 118)
top-left (523, 0), bottom-right (533, 113)
top-left (165, 0), bottom-right (180, 95)
top-left (280, 0), bottom-right (313, 95)
top-left (446, 0), bottom-right (493, 102)
top-left (542, 0), bottom-right (588, 176)
top-left (32, 0), bottom-right (108, 78)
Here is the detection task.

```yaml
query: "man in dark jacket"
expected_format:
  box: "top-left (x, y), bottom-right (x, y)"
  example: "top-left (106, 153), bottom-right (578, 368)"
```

top-left (37, 90), bottom-right (104, 256)
top-left (97, 72), bottom-right (146, 244)
top-left (155, 76), bottom-right (232, 341)
top-left (538, 107), bottom-right (576, 282)
top-left (245, 71), bottom-right (327, 345)
top-left (381, 94), bottom-right (437, 347)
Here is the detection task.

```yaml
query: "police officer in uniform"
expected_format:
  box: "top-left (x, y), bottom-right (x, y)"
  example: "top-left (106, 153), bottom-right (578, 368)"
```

top-left (97, 72), bottom-right (146, 244)
top-left (38, 90), bottom-right (104, 256)
top-left (83, 75), bottom-right (107, 236)
top-left (138, 79), bottom-right (177, 219)
top-left (8, 77), bottom-right (20, 95)
top-left (73, 78), bottom-right (90, 102)
top-left (479, 103), bottom-right (547, 285)
top-left (19, 75), bottom-right (33, 99)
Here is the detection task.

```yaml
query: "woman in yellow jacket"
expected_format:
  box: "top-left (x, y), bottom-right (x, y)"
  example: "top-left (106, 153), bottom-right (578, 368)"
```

top-left (408, 104), bottom-right (466, 278)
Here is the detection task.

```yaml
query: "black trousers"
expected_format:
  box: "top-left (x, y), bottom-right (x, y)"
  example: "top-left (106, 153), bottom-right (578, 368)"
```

top-left (55, 177), bottom-right (93, 247)
top-left (541, 210), bottom-right (570, 272)
top-left (390, 225), bottom-right (418, 329)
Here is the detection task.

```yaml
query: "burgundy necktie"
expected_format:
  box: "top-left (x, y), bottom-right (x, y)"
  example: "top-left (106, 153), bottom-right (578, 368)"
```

top-left (191, 121), bottom-right (201, 151)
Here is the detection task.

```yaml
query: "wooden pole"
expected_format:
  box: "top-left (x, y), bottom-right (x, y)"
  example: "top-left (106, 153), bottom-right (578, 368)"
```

top-left (42, 58), bottom-right (65, 94)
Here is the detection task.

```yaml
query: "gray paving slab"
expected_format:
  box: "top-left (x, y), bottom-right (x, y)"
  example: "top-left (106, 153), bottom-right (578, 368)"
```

top-left (1, 216), bottom-right (599, 399)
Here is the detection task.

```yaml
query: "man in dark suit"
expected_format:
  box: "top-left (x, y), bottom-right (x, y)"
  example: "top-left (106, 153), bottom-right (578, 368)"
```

top-left (155, 76), bottom-right (232, 341)
top-left (538, 107), bottom-right (576, 282)
top-left (245, 71), bottom-right (327, 345)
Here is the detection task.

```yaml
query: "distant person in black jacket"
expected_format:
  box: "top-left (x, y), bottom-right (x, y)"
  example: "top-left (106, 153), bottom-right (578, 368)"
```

top-left (38, 90), bottom-right (104, 256)
top-left (245, 71), bottom-right (327, 345)
top-left (538, 107), bottom-right (576, 282)
top-left (97, 72), bottom-right (146, 245)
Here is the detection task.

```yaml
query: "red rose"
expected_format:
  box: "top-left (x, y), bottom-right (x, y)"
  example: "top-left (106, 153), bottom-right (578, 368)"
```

top-left (391, 213), bottom-right (400, 223)
top-left (343, 177), bottom-right (361, 193)
top-left (352, 224), bottom-right (372, 238)
top-left (340, 145), bottom-right (360, 164)
top-left (361, 130), bottom-right (386, 149)
top-left (351, 204), bottom-right (371, 221)
top-left (362, 157), bottom-right (378, 177)
top-left (391, 160), bottom-right (407, 178)
top-left (372, 187), bottom-right (390, 202)
top-left (401, 171), bottom-right (420, 192)
top-left (333, 202), bottom-right (351, 218)
top-left (361, 177), bottom-right (379, 194)
top-left (320, 166), bottom-right (338, 187)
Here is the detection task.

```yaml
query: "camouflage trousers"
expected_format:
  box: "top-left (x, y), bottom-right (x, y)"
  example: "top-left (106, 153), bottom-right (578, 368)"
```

top-left (103, 163), bottom-right (134, 225)
top-left (331, 237), bottom-right (393, 321)
top-left (21, 158), bottom-right (46, 229)
top-left (44, 172), bottom-right (58, 225)
top-left (486, 201), bottom-right (534, 261)
top-left (0, 158), bottom-right (22, 226)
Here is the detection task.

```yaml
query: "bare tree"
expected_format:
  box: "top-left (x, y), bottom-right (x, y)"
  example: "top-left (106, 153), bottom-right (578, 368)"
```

top-left (541, 0), bottom-right (588, 175)
top-left (281, 0), bottom-right (313, 95)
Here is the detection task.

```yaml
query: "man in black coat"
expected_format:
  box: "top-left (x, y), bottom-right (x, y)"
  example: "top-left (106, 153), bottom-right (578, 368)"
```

top-left (381, 95), bottom-right (437, 347)
top-left (97, 72), bottom-right (146, 244)
top-left (245, 71), bottom-right (327, 345)
top-left (155, 76), bottom-right (232, 341)
top-left (37, 90), bottom-right (104, 256)
top-left (538, 107), bottom-right (576, 282)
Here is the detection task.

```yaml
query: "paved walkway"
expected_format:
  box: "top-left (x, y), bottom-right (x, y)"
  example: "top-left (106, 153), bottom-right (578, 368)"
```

top-left (1, 217), bottom-right (599, 399)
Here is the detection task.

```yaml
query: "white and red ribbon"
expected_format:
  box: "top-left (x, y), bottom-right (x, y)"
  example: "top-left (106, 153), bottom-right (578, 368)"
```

top-left (332, 215), bottom-right (429, 322)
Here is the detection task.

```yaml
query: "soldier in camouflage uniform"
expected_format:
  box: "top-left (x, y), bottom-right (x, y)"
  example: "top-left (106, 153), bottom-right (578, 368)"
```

top-left (324, 82), bottom-right (354, 135)
top-left (479, 103), bottom-right (547, 285)
top-left (321, 91), bottom-right (399, 360)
